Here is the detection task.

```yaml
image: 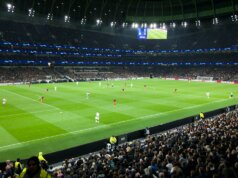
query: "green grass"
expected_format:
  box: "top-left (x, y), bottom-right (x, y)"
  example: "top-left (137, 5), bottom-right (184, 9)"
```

top-left (0, 79), bottom-right (237, 161)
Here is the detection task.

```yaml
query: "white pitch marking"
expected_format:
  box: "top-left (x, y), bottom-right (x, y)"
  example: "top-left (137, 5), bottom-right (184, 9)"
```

top-left (2, 89), bottom-right (60, 110)
top-left (0, 125), bottom-right (108, 150)
top-left (0, 109), bottom-right (58, 118)
top-left (0, 98), bottom-right (234, 150)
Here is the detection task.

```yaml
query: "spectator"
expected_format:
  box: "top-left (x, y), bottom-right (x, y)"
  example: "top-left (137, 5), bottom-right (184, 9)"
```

top-left (19, 156), bottom-right (51, 178)
top-left (14, 158), bottom-right (23, 175)
top-left (38, 152), bottom-right (49, 170)
top-left (144, 127), bottom-right (150, 137)
top-left (54, 109), bottom-right (238, 178)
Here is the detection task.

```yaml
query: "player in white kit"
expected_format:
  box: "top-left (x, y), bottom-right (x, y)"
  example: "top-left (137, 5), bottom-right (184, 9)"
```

top-left (2, 98), bottom-right (7, 105)
top-left (95, 112), bottom-right (100, 123)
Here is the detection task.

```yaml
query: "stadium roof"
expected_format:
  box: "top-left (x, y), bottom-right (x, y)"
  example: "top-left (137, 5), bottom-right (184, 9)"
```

top-left (0, 0), bottom-right (238, 24)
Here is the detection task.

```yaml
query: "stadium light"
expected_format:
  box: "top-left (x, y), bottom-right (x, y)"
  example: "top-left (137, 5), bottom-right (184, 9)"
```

top-left (96, 18), bottom-right (102, 26)
top-left (141, 23), bottom-right (147, 28)
top-left (170, 22), bottom-right (176, 28)
top-left (81, 17), bottom-right (86, 25)
top-left (122, 22), bottom-right (128, 28)
top-left (212, 17), bottom-right (219, 24)
top-left (64, 15), bottom-right (70, 23)
top-left (161, 23), bottom-right (166, 29)
top-left (195, 20), bottom-right (201, 27)
top-left (6, 3), bottom-right (15, 13)
top-left (181, 21), bottom-right (188, 27)
top-left (149, 23), bottom-right (156, 29)
top-left (47, 13), bottom-right (53, 21)
top-left (231, 14), bottom-right (238, 22)
top-left (131, 23), bottom-right (134, 28)
top-left (110, 21), bottom-right (116, 27)
top-left (131, 23), bottom-right (139, 28)
top-left (28, 8), bottom-right (35, 17)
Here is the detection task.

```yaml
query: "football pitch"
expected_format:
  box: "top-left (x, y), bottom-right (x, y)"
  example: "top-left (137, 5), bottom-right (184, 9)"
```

top-left (0, 79), bottom-right (237, 161)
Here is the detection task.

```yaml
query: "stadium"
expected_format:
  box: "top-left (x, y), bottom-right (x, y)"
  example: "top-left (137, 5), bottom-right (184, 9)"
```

top-left (0, 0), bottom-right (238, 177)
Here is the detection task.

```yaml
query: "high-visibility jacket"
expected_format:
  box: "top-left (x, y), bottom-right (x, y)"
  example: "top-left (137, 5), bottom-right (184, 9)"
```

top-left (38, 152), bottom-right (47, 163)
top-left (110, 136), bottom-right (117, 144)
top-left (19, 168), bottom-right (51, 178)
top-left (15, 161), bottom-right (22, 174)
top-left (200, 112), bottom-right (204, 119)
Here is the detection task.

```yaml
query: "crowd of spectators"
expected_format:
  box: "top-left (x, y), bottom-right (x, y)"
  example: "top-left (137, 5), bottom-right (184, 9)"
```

top-left (0, 19), bottom-right (237, 66)
top-left (1, 66), bottom-right (237, 83)
top-left (1, 109), bottom-right (238, 178)
top-left (63, 66), bottom-right (238, 81)
top-left (0, 19), bottom-right (237, 50)
top-left (0, 67), bottom-right (61, 83)
top-left (48, 109), bottom-right (238, 178)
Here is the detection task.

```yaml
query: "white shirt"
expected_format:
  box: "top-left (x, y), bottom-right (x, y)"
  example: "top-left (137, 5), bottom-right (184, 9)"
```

top-left (2, 98), bottom-right (6, 104)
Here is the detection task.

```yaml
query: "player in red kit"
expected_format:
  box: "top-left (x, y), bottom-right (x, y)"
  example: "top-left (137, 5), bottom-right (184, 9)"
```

top-left (113, 99), bottom-right (117, 107)
top-left (40, 96), bottom-right (45, 103)
top-left (144, 84), bottom-right (147, 89)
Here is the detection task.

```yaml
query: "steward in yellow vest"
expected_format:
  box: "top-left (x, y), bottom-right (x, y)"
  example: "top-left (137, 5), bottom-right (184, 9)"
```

top-left (19, 156), bottom-right (51, 178)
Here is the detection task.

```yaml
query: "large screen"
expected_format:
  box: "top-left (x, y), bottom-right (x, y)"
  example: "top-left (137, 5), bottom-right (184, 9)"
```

top-left (137, 28), bottom-right (167, 39)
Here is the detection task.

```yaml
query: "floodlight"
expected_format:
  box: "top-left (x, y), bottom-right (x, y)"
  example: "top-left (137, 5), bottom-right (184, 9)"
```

top-left (47, 13), bottom-right (53, 20)
top-left (161, 23), bottom-right (166, 29)
top-left (81, 18), bottom-right (86, 25)
top-left (141, 23), bottom-right (147, 28)
top-left (122, 22), bottom-right (128, 28)
top-left (231, 14), bottom-right (238, 22)
top-left (212, 17), bottom-right (219, 24)
top-left (96, 19), bottom-right (102, 25)
top-left (7, 3), bottom-right (12, 9)
top-left (6, 3), bottom-right (15, 13)
top-left (28, 8), bottom-right (35, 17)
top-left (110, 22), bottom-right (116, 27)
top-left (131, 23), bottom-right (138, 28)
top-left (181, 21), bottom-right (188, 27)
top-left (149, 23), bottom-right (156, 29)
top-left (64, 15), bottom-right (70, 23)
top-left (195, 20), bottom-right (201, 27)
top-left (170, 22), bottom-right (176, 28)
